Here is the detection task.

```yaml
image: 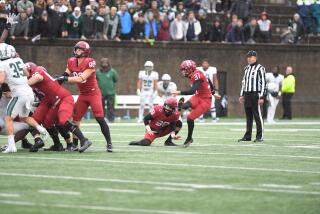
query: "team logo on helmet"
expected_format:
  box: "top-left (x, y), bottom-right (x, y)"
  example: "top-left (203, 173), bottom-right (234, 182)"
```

top-left (180, 60), bottom-right (196, 77)
top-left (73, 41), bottom-right (91, 58)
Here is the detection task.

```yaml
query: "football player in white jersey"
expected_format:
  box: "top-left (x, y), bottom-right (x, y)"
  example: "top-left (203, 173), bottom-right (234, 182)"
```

top-left (0, 43), bottom-right (47, 153)
top-left (157, 74), bottom-right (177, 103)
top-left (265, 66), bottom-right (284, 123)
top-left (137, 61), bottom-right (159, 123)
top-left (197, 59), bottom-right (221, 122)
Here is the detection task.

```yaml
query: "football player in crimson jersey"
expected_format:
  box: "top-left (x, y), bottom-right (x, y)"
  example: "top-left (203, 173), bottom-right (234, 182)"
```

top-left (172, 60), bottom-right (218, 147)
top-left (26, 62), bottom-right (92, 153)
top-left (55, 41), bottom-right (112, 152)
top-left (129, 97), bottom-right (182, 146)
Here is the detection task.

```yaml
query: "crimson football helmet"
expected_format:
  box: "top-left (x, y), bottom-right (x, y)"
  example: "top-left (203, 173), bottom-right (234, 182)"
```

top-left (163, 97), bottom-right (178, 116)
top-left (25, 62), bottom-right (37, 73)
top-left (73, 41), bottom-right (91, 58)
top-left (180, 60), bottom-right (196, 77)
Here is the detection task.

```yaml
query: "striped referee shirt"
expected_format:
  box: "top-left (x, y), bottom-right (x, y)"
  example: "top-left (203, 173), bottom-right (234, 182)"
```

top-left (240, 63), bottom-right (266, 98)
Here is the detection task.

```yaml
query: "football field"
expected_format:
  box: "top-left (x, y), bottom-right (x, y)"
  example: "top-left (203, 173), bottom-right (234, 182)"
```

top-left (0, 119), bottom-right (319, 214)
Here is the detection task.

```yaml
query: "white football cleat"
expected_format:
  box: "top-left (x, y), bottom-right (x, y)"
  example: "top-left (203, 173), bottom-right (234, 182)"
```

top-left (0, 144), bottom-right (8, 152)
top-left (2, 145), bottom-right (17, 153)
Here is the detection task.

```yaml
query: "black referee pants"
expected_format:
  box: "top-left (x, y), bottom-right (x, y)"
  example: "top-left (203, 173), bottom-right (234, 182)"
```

top-left (243, 92), bottom-right (264, 140)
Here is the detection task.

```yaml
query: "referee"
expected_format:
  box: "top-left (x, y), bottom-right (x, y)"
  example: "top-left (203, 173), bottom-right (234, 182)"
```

top-left (238, 50), bottom-right (266, 142)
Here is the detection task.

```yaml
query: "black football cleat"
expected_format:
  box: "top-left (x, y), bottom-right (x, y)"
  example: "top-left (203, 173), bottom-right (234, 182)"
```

top-left (164, 140), bottom-right (178, 146)
top-left (129, 141), bottom-right (141, 146)
top-left (178, 97), bottom-right (185, 111)
top-left (79, 139), bottom-right (92, 153)
top-left (21, 139), bottom-right (33, 149)
top-left (253, 138), bottom-right (263, 143)
top-left (237, 137), bottom-right (251, 142)
top-left (183, 138), bottom-right (193, 148)
top-left (44, 143), bottom-right (64, 152)
top-left (66, 143), bottom-right (78, 152)
top-left (106, 142), bottom-right (113, 152)
top-left (30, 139), bottom-right (45, 152)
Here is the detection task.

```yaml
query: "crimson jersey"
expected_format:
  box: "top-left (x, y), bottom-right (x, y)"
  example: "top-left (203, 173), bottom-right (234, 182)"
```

top-left (189, 70), bottom-right (211, 98)
top-left (149, 105), bottom-right (180, 131)
top-left (29, 66), bottom-right (71, 102)
top-left (67, 57), bottom-right (99, 94)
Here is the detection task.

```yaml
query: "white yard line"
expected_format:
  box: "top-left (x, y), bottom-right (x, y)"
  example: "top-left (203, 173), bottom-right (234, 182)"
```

top-left (310, 183), bottom-right (320, 185)
top-left (230, 128), bottom-right (320, 132)
top-left (259, 184), bottom-right (302, 189)
top-left (0, 200), bottom-right (199, 214)
top-left (0, 156), bottom-right (319, 174)
top-left (90, 147), bottom-right (320, 160)
top-left (97, 188), bottom-right (141, 194)
top-left (0, 193), bottom-right (20, 198)
top-left (155, 187), bottom-right (195, 192)
top-left (38, 189), bottom-right (81, 196)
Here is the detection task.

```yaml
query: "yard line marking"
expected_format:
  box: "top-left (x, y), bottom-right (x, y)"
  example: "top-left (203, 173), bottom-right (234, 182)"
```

top-left (1, 172), bottom-right (320, 196)
top-left (1, 156), bottom-right (319, 174)
top-left (97, 188), bottom-right (141, 194)
top-left (0, 200), bottom-right (199, 214)
top-left (80, 121), bottom-right (320, 126)
top-left (230, 128), bottom-right (320, 132)
top-left (310, 183), bottom-right (320, 185)
top-left (90, 147), bottom-right (320, 160)
top-left (38, 190), bottom-right (81, 196)
top-left (286, 145), bottom-right (320, 149)
top-left (259, 184), bottom-right (302, 189)
top-left (155, 187), bottom-right (195, 192)
top-left (0, 193), bottom-right (20, 198)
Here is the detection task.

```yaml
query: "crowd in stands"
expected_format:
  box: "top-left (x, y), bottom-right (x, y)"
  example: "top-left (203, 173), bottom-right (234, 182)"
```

top-left (0, 0), bottom-right (319, 44)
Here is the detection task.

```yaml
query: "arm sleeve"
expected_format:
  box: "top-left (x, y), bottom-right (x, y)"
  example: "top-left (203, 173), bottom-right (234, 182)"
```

top-left (143, 113), bottom-right (153, 126)
top-left (208, 78), bottom-right (215, 94)
top-left (240, 68), bottom-right (246, 96)
top-left (181, 79), bottom-right (202, 95)
top-left (259, 66), bottom-right (266, 98)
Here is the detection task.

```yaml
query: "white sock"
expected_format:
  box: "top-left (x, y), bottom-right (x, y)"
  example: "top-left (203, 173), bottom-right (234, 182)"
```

top-left (36, 125), bottom-right (46, 134)
top-left (8, 135), bottom-right (15, 147)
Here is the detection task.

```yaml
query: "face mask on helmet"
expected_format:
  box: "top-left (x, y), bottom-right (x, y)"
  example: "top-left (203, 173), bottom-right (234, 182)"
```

top-left (145, 66), bottom-right (153, 73)
top-left (163, 104), bottom-right (175, 116)
top-left (74, 48), bottom-right (85, 58)
top-left (163, 81), bottom-right (169, 89)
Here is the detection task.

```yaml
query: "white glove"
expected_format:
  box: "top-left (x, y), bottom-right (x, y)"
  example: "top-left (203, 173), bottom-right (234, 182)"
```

top-left (6, 13), bottom-right (18, 26)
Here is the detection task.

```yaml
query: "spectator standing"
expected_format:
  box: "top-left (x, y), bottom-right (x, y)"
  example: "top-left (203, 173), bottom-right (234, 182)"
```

top-left (117, 4), bottom-right (132, 40)
top-left (34, 0), bottom-right (46, 17)
top-left (82, 5), bottom-right (96, 40)
top-left (198, 9), bottom-right (210, 41)
top-left (157, 14), bottom-right (170, 41)
top-left (281, 66), bottom-right (295, 120)
top-left (176, 2), bottom-right (186, 18)
top-left (281, 13), bottom-right (304, 44)
top-left (50, 0), bottom-right (68, 13)
top-left (226, 16), bottom-right (243, 43)
top-left (17, 0), bottom-right (34, 14)
top-left (96, 58), bottom-right (119, 122)
top-left (243, 17), bottom-right (261, 44)
top-left (10, 10), bottom-right (29, 40)
top-left (208, 19), bottom-right (223, 42)
top-left (0, 0), bottom-right (9, 37)
top-left (183, 10), bottom-right (201, 41)
top-left (34, 10), bottom-right (50, 37)
top-left (258, 11), bottom-right (272, 43)
top-left (201, 0), bottom-right (217, 13)
top-left (184, 0), bottom-right (201, 12)
top-left (159, 0), bottom-right (175, 21)
top-left (228, 0), bottom-right (252, 23)
top-left (297, 0), bottom-right (313, 34)
top-left (132, 12), bottom-right (145, 41)
top-left (105, 6), bottom-right (121, 41)
top-left (46, 1), bottom-right (66, 39)
top-left (169, 12), bottom-right (184, 41)
top-left (311, 0), bottom-right (320, 34)
top-left (265, 66), bottom-right (284, 123)
top-left (145, 12), bottom-right (158, 40)
top-left (95, 6), bottom-right (107, 40)
top-left (146, 0), bottom-right (160, 21)
top-left (67, 6), bottom-right (83, 39)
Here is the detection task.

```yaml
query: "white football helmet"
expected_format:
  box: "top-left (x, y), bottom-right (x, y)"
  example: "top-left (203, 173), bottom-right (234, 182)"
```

top-left (144, 60), bottom-right (154, 72)
top-left (0, 43), bottom-right (16, 60)
top-left (161, 74), bottom-right (171, 81)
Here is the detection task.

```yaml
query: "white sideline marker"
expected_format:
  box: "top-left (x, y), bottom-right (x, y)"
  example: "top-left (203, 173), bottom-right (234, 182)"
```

top-left (38, 190), bottom-right (81, 196)
top-left (155, 187), bottom-right (195, 192)
top-left (98, 188), bottom-right (141, 194)
top-left (0, 193), bottom-right (20, 198)
top-left (0, 200), bottom-right (199, 214)
top-left (259, 184), bottom-right (302, 189)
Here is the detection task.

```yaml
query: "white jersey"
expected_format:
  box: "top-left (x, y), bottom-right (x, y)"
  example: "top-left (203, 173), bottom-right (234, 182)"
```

top-left (266, 73), bottom-right (284, 93)
top-left (138, 70), bottom-right (159, 91)
top-left (0, 57), bottom-right (33, 97)
top-left (157, 81), bottom-right (177, 99)
top-left (197, 66), bottom-right (217, 81)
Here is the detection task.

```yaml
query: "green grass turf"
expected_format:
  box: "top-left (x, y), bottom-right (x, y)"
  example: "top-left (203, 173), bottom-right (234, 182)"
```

top-left (0, 118), bottom-right (319, 214)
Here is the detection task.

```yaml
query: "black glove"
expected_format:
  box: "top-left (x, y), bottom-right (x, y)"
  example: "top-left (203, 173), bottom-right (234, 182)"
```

top-left (271, 92), bottom-right (278, 97)
top-left (55, 75), bottom-right (68, 84)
